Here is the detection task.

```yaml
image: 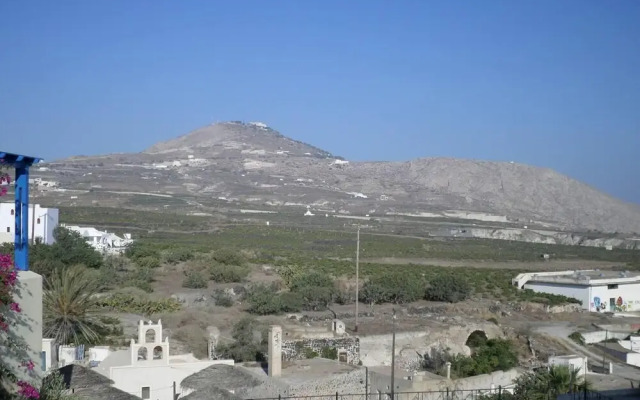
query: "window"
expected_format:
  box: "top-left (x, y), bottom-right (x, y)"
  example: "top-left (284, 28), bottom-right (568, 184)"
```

top-left (10, 209), bottom-right (14, 216)
top-left (37, 218), bottom-right (41, 224)
top-left (608, 284), bottom-right (618, 289)
top-left (141, 387), bottom-right (150, 399)
top-left (6, 227), bottom-right (9, 233)
top-left (137, 347), bottom-right (148, 360)
top-left (153, 346), bottom-right (163, 360)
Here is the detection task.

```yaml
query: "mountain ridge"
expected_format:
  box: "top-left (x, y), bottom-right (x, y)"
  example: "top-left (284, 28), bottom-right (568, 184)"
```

top-left (37, 121), bottom-right (640, 235)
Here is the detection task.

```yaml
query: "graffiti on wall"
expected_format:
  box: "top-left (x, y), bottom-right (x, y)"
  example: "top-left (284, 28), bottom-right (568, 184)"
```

top-left (593, 295), bottom-right (635, 312)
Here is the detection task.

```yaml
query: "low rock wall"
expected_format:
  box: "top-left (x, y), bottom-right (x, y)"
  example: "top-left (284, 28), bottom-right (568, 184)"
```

top-left (282, 337), bottom-right (360, 365)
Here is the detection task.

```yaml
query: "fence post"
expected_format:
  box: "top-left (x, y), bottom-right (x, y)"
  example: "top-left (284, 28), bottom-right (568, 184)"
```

top-left (278, 395), bottom-right (281, 400)
top-left (498, 385), bottom-right (502, 400)
top-left (336, 391), bottom-right (339, 400)
top-left (446, 387), bottom-right (449, 400)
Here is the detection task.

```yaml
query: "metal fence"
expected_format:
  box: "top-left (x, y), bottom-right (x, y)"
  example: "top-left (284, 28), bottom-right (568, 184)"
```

top-left (253, 387), bottom-right (613, 400)
top-left (558, 390), bottom-right (615, 400)
top-left (253, 387), bottom-right (507, 400)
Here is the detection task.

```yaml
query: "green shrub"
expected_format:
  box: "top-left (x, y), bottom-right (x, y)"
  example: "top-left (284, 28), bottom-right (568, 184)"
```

top-left (214, 317), bottom-right (266, 362)
top-left (97, 294), bottom-right (181, 315)
top-left (288, 271), bottom-right (337, 311)
top-left (30, 258), bottom-right (65, 281)
top-left (320, 346), bottom-right (338, 360)
top-left (209, 262), bottom-right (249, 283)
top-left (569, 332), bottom-right (585, 345)
top-left (126, 266), bottom-right (155, 292)
top-left (136, 256), bottom-right (161, 269)
top-left (425, 274), bottom-right (471, 303)
top-left (449, 338), bottom-right (518, 378)
top-left (246, 283), bottom-right (285, 315)
top-left (213, 289), bottom-right (234, 307)
top-left (51, 227), bottom-right (103, 269)
top-left (303, 348), bottom-right (319, 359)
top-left (361, 270), bottom-right (423, 304)
top-left (334, 289), bottom-right (354, 305)
top-left (279, 291), bottom-right (303, 312)
top-left (517, 289), bottom-right (581, 306)
top-left (289, 270), bottom-right (334, 291)
top-left (164, 248), bottom-right (194, 264)
top-left (183, 270), bottom-right (207, 289)
top-left (40, 370), bottom-right (77, 400)
top-left (212, 249), bottom-right (246, 266)
top-left (125, 242), bottom-right (160, 262)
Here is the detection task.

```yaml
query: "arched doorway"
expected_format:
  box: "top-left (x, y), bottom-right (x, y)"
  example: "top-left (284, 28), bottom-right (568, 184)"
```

top-left (465, 330), bottom-right (488, 351)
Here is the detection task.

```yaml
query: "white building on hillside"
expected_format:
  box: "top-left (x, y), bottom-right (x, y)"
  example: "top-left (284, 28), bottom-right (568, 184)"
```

top-left (548, 355), bottom-right (588, 377)
top-left (93, 320), bottom-right (233, 400)
top-left (63, 225), bottom-right (133, 254)
top-left (512, 270), bottom-right (640, 313)
top-left (0, 203), bottom-right (59, 245)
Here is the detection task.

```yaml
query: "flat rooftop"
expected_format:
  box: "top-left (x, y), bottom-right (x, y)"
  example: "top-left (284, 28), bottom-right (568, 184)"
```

top-left (517, 270), bottom-right (640, 286)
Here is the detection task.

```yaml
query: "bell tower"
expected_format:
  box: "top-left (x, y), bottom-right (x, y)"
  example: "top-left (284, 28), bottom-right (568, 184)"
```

top-left (130, 319), bottom-right (169, 365)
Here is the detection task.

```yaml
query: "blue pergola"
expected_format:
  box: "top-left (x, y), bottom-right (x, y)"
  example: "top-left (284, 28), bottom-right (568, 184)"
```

top-left (0, 150), bottom-right (42, 271)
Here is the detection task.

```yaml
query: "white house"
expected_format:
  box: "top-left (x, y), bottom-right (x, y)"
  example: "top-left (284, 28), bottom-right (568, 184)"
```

top-left (548, 355), bottom-right (588, 377)
top-left (93, 320), bottom-right (234, 400)
top-left (512, 270), bottom-right (640, 312)
top-left (63, 225), bottom-right (133, 254)
top-left (0, 202), bottom-right (59, 245)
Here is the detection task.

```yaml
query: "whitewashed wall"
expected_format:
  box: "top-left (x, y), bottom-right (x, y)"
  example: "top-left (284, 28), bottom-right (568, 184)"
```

top-left (110, 360), bottom-right (233, 400)
top-left (523, 282), bottom-right (590, 309)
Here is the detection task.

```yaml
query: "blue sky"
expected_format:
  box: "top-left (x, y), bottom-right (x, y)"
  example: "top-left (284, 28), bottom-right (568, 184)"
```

top-left (1, 1), bottom-right (639, 203)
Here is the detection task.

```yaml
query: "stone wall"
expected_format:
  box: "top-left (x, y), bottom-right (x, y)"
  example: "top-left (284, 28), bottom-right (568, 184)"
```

top-left (282, 337), bottom-right (360, 365)
top-left (359, 323), bottom-right (503, 368)
top-left (369, 368), bottom-right (521, 395)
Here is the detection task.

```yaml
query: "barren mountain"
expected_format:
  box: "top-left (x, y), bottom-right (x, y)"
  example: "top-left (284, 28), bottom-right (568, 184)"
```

top-left (35, 122), bottom-right (640, 238)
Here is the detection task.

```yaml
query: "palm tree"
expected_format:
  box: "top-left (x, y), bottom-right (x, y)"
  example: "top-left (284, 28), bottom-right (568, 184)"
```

top-left (43, 265), bottom-right (103, 345)
top-left (547, 365), bottom-right (592, 395)
top-left (511, 365), bottom-right (592, 400)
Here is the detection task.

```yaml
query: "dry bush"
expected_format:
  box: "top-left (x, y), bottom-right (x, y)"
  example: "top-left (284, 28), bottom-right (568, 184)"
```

top-left (157, 309), bottom-right (222, 359)
top-left (173, 325), bottom-right (209, 359)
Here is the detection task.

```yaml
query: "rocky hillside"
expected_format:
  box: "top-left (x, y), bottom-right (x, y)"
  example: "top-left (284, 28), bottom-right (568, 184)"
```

top-left (36, 121), bottom-right (640, 235)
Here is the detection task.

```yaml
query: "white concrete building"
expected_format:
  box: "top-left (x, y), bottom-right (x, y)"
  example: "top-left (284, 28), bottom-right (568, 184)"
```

top-left (513, 270), bottom-right (640, 312)
top-left (548, 355), bottom-right (588, 377)
top-left (93, 320), bottom-right (233, 400)
top-left (0, 202), bottom-right (59, 245)
top-left (63, 225), bottom-right (133, 254)
top-left (41, 338), bottom-right (57, 373)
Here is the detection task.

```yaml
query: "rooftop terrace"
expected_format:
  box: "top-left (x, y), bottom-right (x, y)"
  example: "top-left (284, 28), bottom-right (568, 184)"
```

top-left (513, 269), bottom-right (640, 288)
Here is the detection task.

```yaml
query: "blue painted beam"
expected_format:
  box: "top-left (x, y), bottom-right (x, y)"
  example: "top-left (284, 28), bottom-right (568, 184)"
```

top-left (0, 150), bottom-right (42, 272)
top-left (14, 167), bottom-right (29, 271)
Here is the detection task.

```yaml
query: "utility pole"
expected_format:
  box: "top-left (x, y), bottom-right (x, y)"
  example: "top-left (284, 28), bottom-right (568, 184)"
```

top-left (390, 308), bottom-right (397, 400)
top-left (355, 226), bottom-right (360, 332)
top-left (30, 203), bottom-right (36, 244)
top-left (602, 330), bottom-right (608, 371)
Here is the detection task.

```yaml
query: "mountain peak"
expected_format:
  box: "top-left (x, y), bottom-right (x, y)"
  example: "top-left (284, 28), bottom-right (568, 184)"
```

top-left (144, 121), bottom-right (336, 159)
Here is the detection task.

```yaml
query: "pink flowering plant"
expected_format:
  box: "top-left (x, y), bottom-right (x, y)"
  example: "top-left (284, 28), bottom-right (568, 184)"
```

top-left (0, 170), bottom-right (40, 399)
